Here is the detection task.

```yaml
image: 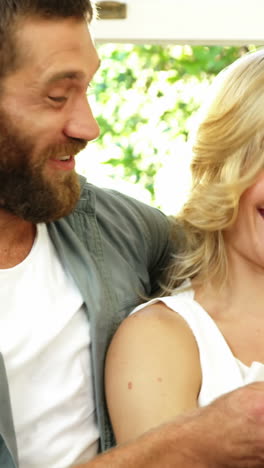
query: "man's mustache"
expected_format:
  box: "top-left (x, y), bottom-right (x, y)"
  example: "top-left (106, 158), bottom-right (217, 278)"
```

top-left (45, 139), bottom-right (88, 160)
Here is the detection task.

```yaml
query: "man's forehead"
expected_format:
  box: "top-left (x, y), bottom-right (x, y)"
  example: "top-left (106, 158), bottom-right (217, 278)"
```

top-left (13, 17), bottom-right (99, 80)
top-left (16, 16), bottom-right (95, 56)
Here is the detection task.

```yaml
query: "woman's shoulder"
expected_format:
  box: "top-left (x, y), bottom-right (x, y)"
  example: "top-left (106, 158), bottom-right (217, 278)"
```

top-left (113, 299), bottom-right (200, 365)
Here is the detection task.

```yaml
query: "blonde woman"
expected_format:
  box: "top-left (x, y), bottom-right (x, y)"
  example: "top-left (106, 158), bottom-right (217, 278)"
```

top-left (105, 49), bottom-right (264, 445)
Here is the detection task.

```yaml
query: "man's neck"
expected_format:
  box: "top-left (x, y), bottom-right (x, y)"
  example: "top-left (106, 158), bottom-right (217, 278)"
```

top-left (0, 210), bottom-right (36, 268)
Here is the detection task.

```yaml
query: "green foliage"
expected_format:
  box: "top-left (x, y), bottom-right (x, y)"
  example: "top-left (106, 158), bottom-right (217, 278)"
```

top-left (91, 44), bottom-right (256, 201)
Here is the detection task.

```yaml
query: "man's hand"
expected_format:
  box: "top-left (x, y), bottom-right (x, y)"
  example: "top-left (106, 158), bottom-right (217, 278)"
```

top-left (73, 382), bottom-right (264, 468)
top-left (176, 381), bottom-right (264, 467)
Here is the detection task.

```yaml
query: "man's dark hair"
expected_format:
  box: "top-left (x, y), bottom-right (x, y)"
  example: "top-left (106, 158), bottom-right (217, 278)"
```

top-left (0, 0), bottom-right (95, 78)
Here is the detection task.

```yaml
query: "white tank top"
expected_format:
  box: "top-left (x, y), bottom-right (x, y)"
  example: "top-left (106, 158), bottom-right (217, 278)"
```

top-left (0, 224), bottom-right (99, 468)
top-left (134, 281), bottom-right (264, 407)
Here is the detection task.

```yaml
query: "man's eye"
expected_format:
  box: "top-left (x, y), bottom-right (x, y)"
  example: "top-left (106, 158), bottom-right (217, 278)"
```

top-left (48, 96), bottom-right (67, 103)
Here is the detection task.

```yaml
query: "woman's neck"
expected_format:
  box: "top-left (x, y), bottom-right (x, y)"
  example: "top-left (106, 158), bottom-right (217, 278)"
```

top-left (194, 246), bottom-right (264, 320)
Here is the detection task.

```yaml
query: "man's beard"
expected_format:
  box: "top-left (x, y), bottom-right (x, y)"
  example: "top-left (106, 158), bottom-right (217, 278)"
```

top-left (0, 110), bottom-right (87, 223)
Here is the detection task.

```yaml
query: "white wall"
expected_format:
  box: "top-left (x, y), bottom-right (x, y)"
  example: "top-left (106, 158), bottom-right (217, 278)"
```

top-left (92, 0), bottom-right (264, 45)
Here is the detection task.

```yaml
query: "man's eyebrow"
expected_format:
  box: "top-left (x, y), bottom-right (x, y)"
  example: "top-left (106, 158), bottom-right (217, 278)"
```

top-left (46, 61), bottom-right (101, 86)
top-left (46, 70), bottom-right (86, 85)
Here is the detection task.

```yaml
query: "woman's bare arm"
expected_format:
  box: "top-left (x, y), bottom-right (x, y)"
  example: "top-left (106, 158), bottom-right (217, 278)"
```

top-left (105, 302), bottom-right (201, 443)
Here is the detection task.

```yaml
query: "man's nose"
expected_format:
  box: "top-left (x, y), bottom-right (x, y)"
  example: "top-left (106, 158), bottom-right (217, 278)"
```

top-left (64, 96), bottom-right (100, 142)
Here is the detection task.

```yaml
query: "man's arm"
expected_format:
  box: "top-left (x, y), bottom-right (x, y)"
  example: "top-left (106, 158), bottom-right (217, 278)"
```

top-left (74, 382), bottom-right (264, 468)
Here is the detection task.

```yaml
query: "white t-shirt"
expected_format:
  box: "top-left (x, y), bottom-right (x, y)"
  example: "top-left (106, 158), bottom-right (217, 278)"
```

top-left (0, 224), bottom-right (99, 468)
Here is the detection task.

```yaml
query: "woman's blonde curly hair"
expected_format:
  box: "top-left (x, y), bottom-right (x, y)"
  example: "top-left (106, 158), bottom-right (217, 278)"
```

top-left (163, 49), bottom-right (264, 293)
